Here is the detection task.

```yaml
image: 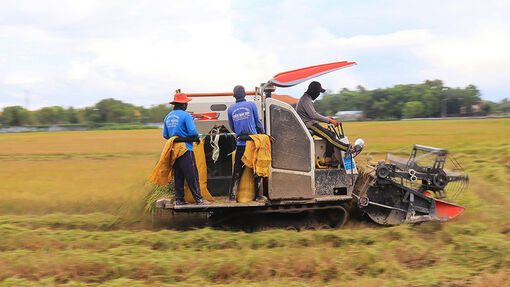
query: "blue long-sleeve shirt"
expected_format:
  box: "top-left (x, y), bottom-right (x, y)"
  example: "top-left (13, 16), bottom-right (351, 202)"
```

top-left (163, 109), bottom-right (198, 151)
top-left (227, 100), bottom-right (265, 146)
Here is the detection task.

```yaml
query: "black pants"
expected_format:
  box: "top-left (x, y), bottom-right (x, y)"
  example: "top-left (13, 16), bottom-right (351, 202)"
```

top-left (228, 145), bottom-right (262, 200)
top-left (173, 151), bottom-right (203, 203)
top-left (309, 123), bottom-right (349, 157)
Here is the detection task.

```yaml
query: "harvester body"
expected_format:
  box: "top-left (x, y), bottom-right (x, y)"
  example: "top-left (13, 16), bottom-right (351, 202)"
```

top-left (156, 62), bottom-right (467, 228)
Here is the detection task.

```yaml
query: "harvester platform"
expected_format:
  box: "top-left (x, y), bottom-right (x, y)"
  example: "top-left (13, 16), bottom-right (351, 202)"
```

top-left (156, 196), bottom-right (351, 213)
top-left (156, 196), bottom-right (267, 212)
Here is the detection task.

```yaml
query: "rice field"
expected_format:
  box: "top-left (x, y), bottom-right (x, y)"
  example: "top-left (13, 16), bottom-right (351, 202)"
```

top-left (0, 119), bottom-right (509, 286)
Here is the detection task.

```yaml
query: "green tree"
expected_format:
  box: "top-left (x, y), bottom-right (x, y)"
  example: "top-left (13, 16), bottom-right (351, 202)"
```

top-left (144, 104), bottom-right (172, 122)
top-left (66, 107), bottom-right (83, 124)
top-left (36, 106), bottom-right (66, 124)
top-left (480, 101), bottom-right (500, 115)
top-left (314, 80), bottom-right (482, 120)
top-left (462, 84), bottom-right (481, 114)
top-left (0, 106), bottom-right (37, 126)
top-left (500, 98), bottom-right (510, 114)
top-left (403, 101), bottom-right (425, 118)
top-left (91, 98), bottom-right (136, 123)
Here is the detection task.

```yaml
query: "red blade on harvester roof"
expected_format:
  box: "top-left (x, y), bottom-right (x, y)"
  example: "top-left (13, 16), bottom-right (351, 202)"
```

top-left (269, 61), bottom-right (357, 87)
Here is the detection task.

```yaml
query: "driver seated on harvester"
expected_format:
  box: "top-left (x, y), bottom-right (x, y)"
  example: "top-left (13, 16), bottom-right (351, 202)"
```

top-left (296, 81), bottom-right (357, 166)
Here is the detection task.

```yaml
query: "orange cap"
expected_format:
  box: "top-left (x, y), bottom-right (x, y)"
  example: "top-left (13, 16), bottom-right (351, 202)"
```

top-left (170, 93), bottom-right (192, 104)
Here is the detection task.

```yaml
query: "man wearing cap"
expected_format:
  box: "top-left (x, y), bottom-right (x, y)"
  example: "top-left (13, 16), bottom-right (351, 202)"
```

top-left (226, 85), bottom-right (266, 203)
top-left (163, 93), bottom-right (210, 205)
top-left (296, 81), bottom-right (352, 165)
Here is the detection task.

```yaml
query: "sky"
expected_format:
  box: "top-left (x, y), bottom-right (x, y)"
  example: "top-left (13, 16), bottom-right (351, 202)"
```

top-left (1, 0), bottom-right (509, 110)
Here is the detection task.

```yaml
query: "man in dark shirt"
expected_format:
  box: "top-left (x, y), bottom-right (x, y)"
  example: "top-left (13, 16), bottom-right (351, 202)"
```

top-left (296, 81), bottom-right (352, 165)
top-left (226, 85), bottom-right (266, 203)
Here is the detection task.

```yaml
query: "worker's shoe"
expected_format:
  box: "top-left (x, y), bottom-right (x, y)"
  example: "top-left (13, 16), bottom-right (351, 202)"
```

top-left (225, 198), bottom-right (237, 204)
top-left (256, 195), bottom-right (268, 203)
top-left (174, 200), bottom-right (186, 206)
top-left (226, 178), bottom-right (240, 204)
top-left (196, 199), bottom-right (211, 205)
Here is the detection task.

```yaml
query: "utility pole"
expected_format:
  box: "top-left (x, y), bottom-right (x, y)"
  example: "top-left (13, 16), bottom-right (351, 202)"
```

top-left (441, 98), bottom-right (447, 118)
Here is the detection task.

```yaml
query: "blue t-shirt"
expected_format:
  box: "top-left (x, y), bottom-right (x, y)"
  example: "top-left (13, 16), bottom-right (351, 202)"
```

top-left (163, 109), bottom-right (198, 151)
top-left (227, 100), bottom-right (265, 146)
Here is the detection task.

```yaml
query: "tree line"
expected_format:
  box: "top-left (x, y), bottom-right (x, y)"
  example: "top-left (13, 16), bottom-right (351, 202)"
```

top-left (315, 80), bottom-right (509, 120)
top-left (0, 98), bottom-right (171, 127)
top-left (1, 80), bottom-right (509, 127)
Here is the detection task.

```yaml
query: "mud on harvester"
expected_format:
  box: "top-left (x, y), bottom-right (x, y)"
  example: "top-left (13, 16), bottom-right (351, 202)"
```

top-left (156, 61), bottom-right (468, 229)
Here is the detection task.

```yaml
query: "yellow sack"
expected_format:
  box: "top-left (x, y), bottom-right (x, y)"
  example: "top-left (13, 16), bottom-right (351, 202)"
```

top-left (232, 150), bottom-right (256, 203)
top-left (184, 140), bottom-right (215, 203)
top-left (242, 134), bottom-right (271, 177)
top-left (148, 137), bottom-right (187, 185)
top-left (237, 168), bottom-right (255, 203)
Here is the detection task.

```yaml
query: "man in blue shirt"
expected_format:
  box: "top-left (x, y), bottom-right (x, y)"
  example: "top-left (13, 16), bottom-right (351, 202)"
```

top-left (163, 93), bottom-right (210, 205)
top-left (226, 85), bottom-right (266, 203)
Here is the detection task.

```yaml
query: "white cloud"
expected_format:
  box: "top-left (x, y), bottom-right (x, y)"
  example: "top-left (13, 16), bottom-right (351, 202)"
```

top-left (63, 5), bottom-right (282, 96)
top-left (1, 0), bottom-right (510, 109)
top-left (67, 61), bottom-right (91, 81)
top-left (1, 0), bottom-right (284, 107)
top-left (308, 28), bottom-right (434, 50)
top-left (0, 0), bottom-right (97, 25)
top-left (2, 73), bottom-right (43, 85)
top-left (418, 28), bottom-right (510, 88)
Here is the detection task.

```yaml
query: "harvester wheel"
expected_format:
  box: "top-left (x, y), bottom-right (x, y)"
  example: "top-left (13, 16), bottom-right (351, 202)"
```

top-left (327, 208), bottom-right (348, 228)
top-left (286, 226), bottom-right (299, 231)
top-left (317, 224), bottom-right (332, 230)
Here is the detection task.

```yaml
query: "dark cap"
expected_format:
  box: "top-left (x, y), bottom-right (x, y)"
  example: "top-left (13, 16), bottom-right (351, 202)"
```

top-left (233, 85), bottom-right (246, 100)
top-left (308, 81), bottom-right (326, 93)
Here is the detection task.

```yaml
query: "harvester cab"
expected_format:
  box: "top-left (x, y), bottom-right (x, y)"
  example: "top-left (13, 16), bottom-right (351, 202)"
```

top-left (156, 61), bottom-right (467, 228)
top-left (263, 93), bottom-right (358, 201)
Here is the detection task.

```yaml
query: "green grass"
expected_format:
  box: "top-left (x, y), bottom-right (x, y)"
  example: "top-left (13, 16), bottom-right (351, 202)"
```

top-left (0, 216), bottom-right (508, 286)
top-left (0, 119), bottom-right (509, 286)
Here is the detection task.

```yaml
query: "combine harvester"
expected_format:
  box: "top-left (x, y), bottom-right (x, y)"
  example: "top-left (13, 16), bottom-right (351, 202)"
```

top-left (156, 61), bottom-right (468, 229)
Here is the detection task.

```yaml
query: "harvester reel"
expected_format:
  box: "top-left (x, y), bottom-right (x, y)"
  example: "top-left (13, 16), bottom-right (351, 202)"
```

top-left (354, 144), bottom-right (468, 225)
top-left (433, 170), bottom-right (448, 189)
top-left (376, 165), bottom-right (390, 179)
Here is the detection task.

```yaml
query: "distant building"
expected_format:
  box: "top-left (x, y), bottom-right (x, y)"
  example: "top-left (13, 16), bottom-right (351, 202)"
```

top-left (334, 110), bottom-right (363, 121)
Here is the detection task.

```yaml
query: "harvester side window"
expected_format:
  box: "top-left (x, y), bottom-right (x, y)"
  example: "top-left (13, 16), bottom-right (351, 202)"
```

top-left (210, 104), bottom-right (227, 111)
